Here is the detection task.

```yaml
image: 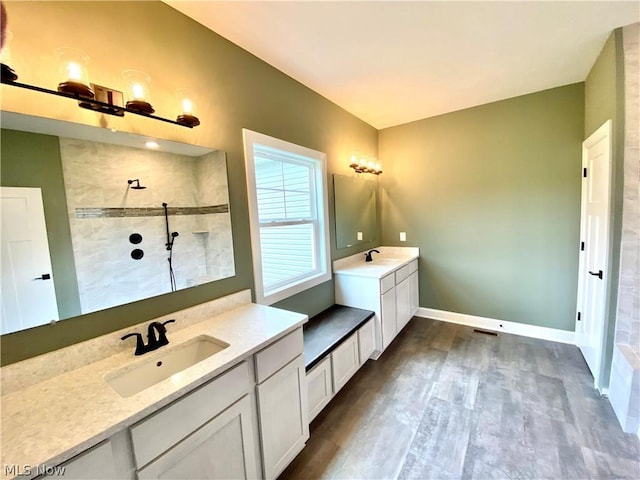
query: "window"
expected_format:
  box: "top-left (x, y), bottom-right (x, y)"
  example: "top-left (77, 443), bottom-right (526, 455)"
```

top-left (243, 129), bottom-right (331, 305)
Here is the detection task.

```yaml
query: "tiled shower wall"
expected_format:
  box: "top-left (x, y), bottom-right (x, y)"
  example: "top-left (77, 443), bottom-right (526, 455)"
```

top-left (609, 22), bottom-right (640, 435)
top-left (615, 23), bottom-right (640, 352)
top-left (60, 139), bottom-right (234, 315)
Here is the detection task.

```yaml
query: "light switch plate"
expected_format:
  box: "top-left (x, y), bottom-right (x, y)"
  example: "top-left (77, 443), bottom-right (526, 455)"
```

top-left (400, 232), bottom-right (407, 242)
top-left (357, 231), bottom-right (363, 241)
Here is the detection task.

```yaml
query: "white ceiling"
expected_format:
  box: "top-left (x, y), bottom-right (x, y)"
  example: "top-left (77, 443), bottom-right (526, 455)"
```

top-left (165, 1), bottom-right (639, 129)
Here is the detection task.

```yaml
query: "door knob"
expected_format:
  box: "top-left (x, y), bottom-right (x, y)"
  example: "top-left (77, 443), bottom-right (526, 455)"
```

top-left (588, 270), bottom-right (603, 280)
top-left (34, 273), bottom-right (51, 280)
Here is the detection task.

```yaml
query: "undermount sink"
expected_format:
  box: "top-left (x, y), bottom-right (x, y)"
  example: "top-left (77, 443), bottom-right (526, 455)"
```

top-left (105, 335), bottom-right (229, 398)
top-left (368, 258), bottom-right (402, 265)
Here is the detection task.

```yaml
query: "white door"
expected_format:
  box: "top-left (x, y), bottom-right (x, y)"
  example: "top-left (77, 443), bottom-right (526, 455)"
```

top-left (1, 187), bottom-right (59, 334)
top-left (575, 120), bottom-right (612, 390)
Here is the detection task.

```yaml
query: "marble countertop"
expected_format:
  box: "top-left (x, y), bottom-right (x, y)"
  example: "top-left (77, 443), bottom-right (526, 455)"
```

top-left (333, 246), bottom-right (419, 278)
top-left (0, 302), bottom-right (307, 478)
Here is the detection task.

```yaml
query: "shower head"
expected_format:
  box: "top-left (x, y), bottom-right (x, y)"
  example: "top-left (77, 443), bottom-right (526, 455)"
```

top-left (127, 179), bottom-right (146, 190)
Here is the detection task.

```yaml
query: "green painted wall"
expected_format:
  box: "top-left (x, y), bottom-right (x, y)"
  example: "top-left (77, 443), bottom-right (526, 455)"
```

top-left (0, 129), bottom-right (81, 317)
top-left (0, 1), bottom-right (379, 365)
top-left (584, 29), bottom-right (625, 389)
top-left (378, 84), bottom-right (585, 331)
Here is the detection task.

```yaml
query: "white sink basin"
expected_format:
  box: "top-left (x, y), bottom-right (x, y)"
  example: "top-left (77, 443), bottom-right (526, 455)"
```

top-left (370, 258), bottom-right (402, 265)
top-left (105, 335), bottom-right (229, 397)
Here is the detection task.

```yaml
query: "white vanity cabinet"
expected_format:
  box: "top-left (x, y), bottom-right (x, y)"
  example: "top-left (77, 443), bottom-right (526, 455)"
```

top-left (41, 436), bottom-right (131, 479)
top-left (255, 328), bottom-right (308, 479)
top-left (131, 361), bottom-right (260, 480)
top-left (335, 256), bottom-right (419, 358)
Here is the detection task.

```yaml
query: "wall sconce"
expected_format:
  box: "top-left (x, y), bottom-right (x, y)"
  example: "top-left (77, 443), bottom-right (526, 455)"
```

top-left (0, 29), bottom-right (17, 82)
top-left (175, 88), bottom-right (200, 127)
top-left (56, 47), bottom-right (94, 98)
top-left (122, 69), bottom-right (154, 114)
top-left (349, 154), bottom-right (382, 175)
top-left (0, 48), bottom-right (201, 128)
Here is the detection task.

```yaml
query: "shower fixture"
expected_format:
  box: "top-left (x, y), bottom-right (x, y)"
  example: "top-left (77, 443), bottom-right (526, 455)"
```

top-left (162, 202), bottom-right (179, 292)
top-left (127, 179), bottom-right (146, 189)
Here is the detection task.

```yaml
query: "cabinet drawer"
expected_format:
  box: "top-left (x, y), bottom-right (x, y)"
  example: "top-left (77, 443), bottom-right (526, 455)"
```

top-left (331, 333), bottom-right (359, 393)
top-left (306, 356), bottom-right (333, 421)
top-left (137, 395), bottom-right (259, 480)
top-left (395, 259), bottom-right (418, 284)
top-left (380, 273), bottom-right (395, 293)
top-left (358, 318), bottom-right (375, 364)
top-left (130, 361), bottom-right (251, 468)
top-left (255, 328), bottom-right (303, 384)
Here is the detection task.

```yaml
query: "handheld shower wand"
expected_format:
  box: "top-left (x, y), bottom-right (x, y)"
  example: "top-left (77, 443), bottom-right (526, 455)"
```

top-left (162, 202), bottom-right (179, 291)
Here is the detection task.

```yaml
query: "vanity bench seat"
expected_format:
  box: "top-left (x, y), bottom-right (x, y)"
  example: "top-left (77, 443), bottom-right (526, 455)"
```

top-left (303, 305), bottom-right (375, 371)
top-left (303, 305), bottom-right (375, 421)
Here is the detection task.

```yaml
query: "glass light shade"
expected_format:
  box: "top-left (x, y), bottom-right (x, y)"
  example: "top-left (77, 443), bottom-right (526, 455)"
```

top-left (122, 70), bottom-right (154, 114)
top-left (175, 88), bottom-right (200, 127)
top-left (349, 154), bottom-right (359, 169)
top-left (56, 47), bottom-right (93, 98)
top-left (0, 30), bottom-right (17, 82)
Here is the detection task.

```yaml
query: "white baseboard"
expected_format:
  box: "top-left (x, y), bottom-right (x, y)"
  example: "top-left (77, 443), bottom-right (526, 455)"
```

top-left (415, 307), bottom-right (575, 345)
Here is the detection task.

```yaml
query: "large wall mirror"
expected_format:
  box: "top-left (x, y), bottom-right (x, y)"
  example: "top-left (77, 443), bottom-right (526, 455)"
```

top-left (1, 112), bottom-right (235, 335)
top-left (333, 174), bottom-right (377, 249)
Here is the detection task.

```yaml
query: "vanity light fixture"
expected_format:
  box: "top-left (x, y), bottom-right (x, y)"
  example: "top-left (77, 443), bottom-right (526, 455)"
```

top-left (56, 47), bottom-right (94, 98)
top-left (176, 88), bottom-right (201, 127)
top-left (349, 154), bottom-right (383, 176)
top-left (0, 51), bottom-right (201, 128)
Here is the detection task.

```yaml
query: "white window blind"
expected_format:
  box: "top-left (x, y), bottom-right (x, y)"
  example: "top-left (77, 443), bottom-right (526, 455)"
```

top-left (243, 130), bottom-right (331, 305)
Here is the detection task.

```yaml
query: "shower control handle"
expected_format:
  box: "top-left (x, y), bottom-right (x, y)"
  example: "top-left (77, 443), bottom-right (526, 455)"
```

top-left (34, 273), bottom-right (51, 280)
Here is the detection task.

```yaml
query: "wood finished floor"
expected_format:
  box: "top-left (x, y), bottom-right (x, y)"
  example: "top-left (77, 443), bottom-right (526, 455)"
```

top-left (280, 318), bottom-right (640, 480)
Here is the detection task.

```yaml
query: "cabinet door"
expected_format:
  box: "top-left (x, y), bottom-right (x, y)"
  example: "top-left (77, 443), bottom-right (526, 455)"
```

top-left (381, 287), bottom-right (397, 350)
top-left (44, 440), bottom-right (120, 479)
top-left (306, 356), bottom-right (333, 421)
top-left (357, 318), bottom-right (375, 364)
top-left (257, 355), bottom-right (309, 479)
top-left (409, 270), bottom-right (419, 316)
top-left (137, 395), bottom-right (260, 480)
top-left (396, 277), bottom-right (411, 332)
top-left (331, 333), bottom-right (359, 393)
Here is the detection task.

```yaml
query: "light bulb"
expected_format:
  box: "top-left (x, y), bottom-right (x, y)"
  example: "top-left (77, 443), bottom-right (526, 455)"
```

top-left (182, 98), bottom-right (193, 114)
top-left (132, 83), bottom-right (145, 100)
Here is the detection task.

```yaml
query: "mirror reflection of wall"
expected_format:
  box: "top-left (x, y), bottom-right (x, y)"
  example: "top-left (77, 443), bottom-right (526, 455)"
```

top-left (60, 139), bottom-right (233, 315)
top-left (333, 174), bottom-right (377, 249)
top-left (0, 112), bottom-right (235, 335)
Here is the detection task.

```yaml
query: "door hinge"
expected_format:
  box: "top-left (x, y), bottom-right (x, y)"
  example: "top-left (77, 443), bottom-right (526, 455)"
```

top-left (577, 311), bottom-right (581, 321)
top-left (583, 167), bottom-right (588, 178)
top-left (580, 241), bottom-right (585, 251)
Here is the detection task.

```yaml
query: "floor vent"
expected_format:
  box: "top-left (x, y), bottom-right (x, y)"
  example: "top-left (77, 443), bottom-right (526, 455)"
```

top-left (473, 329), bottom-right (498, 336)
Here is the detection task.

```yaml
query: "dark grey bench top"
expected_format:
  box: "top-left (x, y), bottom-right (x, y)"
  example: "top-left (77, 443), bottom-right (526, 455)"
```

top-left (303, 305), bottom-right (375, 371)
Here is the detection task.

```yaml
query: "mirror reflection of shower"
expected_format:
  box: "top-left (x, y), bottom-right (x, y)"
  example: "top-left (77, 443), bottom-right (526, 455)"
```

top-left (162, 202), bottom-right (179, 292)
top-left (127, 179), bottom-right (146, 189)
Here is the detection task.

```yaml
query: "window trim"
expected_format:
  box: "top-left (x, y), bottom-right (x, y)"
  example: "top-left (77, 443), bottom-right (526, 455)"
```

top-left (242, 129), bottom-right (331, 305)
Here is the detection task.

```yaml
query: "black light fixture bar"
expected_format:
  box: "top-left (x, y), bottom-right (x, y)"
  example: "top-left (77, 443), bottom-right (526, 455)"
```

top-left (0, 77), bottom-right (195, 128)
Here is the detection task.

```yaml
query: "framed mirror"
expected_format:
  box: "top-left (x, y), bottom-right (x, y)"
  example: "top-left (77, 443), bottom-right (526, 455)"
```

top-left (1, 111), bottom-right (235, 335)
top-left (333, 174), bottom-right (377, 249)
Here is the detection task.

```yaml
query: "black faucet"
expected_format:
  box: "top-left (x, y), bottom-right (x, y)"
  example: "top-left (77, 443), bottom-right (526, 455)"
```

top-left (121, 319), bottom-right (176, 355)
top-left (364, 249), bottom-right (380, 262)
